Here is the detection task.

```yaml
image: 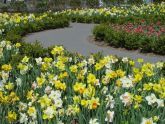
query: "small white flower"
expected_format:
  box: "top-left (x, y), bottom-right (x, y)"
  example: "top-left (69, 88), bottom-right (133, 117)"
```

top-left (0, 40), bottom-right (6, 47)
top-left (101, 86), bottom-right (108, 95)
top-left (82, 60), bottom-right (88, 67)
top-left (6, 44), bottom-right (12, 50)
top-left (141, 117), bottom-right (156, 124)
top-left (83, 67), bottom-right (87, 75)
top-left (105, 110), bottom-right (114, 123)
top-left (19, 102), bottom-right (27, 111)
top-left (105, 61), bottom-right (112, 69)
top-left (145, 93), bottom-right (157, 105)
top-left (1, 71), bottom-right (9, 81)
top-left (57, 120), bottom-right (64, 124)
top-left (88, 57), bottom-right (95, 65)
top-left (105, 69), bottom-right (112, 74)
top-left (89, 118), bottom-right (99, 124)
top-left (156, 99), bottom-right (164, 108)
top-left (29, 120), bottom-right (38, 124)
top-left (28, 102), bottom-right (33, 107)
top-left (120, 76), bottom-right (133, 88)
top-left (120, 92), bottom-right (132, 106)
top-left (19, 113), bottom-right (28, 124)
top-left (54, 98), bottom-right (63, 108)
top-left (106, 94), bottom-right (115, 109)
top-left (35, 57), bottom-right (42, 65)
top-left (68, 57), bottom-right (72, 62)
top-left (49, 90), bottom-right (61, 100)
top-left (44, 106), bottom-right (55, 119)
top-left (16, 78), bottom-right (22, 86)
top-left (111, 58), bottom-right (118, 64)
top-left (122, 57), bottom-right (129, 63)
top-left (32, 82), bottom-right (37, 89)
top-left (44, 86), bottom-right (52, 94)
top-left (95, 79), bottom-right (100, 86)
top-left (53, 75), bottom-right (58, 81)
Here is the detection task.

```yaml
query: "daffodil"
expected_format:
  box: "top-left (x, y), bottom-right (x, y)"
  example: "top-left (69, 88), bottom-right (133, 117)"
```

top-left (27, 106), bottom-right (36, 118)
top-left (88, 97), bottom-right (100, 110)
top-left (7, 111), bottom-right (17, 123)
top-left (141, 117), bottom-right (156, 124)
top-left (1, 64), bottom-right (12, 72)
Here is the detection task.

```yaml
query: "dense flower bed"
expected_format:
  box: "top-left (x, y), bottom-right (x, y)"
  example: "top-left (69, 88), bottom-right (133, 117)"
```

top-left (0, 43), bottom-right (165, 124)
top-left (0, 12), bottom-right (69, 59)
top-left (0, 3), bottom-right (165, 124)
top-left (0, 13), bottom-right (69, 43)
top-left (0, 3), bottom-right (164, 56)
top-left (112, 21), bottom-right (165, 37)
top-left (93, 21), bottom-right (165, 55)
top-left (62, 2), bottom-right (165, 24)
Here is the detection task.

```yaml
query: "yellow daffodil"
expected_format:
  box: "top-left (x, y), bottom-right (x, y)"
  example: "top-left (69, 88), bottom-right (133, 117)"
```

top-left (88, 97), bottom-right (100, 110)
top-left (7, 111), bottom-right (17, 123)
top-left (1, 64), bottom-right (12, 72)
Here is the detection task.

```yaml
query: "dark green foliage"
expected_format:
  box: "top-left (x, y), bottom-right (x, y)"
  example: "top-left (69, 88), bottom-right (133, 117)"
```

top-left (10, 54), bottom-right (24, 66)
top-left (153, 36), bottom-right (165, 55)
top-left (68, 14), bottom-right (164, 25)
top-left (127, 0), bottom-right (143, 4)
top-left (20, 42), bottom-right (47, 57)
top-left (10, 1), bottom-right (27, 12)
top-left (105, 28), bottom-right (125, 47)
top-left (124, 33), bottom-right (140, 50)
top-left (86, 0), bottom-right (99, 7)
top-left (35, 0), bottom-right (48, 12)
top-left (93, 24), bottom-right (107, 40)
top-left (70, 0), bottom-right (81, 8)
top-left (93, 24), bottom-right (165, 55)
top-left (5, 30), bottom-right (22, 44)
top-left (0, 2), bottom-right (9, 12)
top-left (154, 0), bottom-right (165, 3)
top-left (162, 63), bottom-right (165, 76)
top-left (140, 36), bottom-right (154, 53)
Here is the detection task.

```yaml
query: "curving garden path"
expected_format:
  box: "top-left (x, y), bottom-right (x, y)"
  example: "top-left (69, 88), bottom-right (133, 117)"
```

top-left (23, 23), bottom-right (165, 63)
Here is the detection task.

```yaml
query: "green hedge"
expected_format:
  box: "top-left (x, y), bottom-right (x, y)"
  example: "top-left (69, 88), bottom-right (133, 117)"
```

top-left (3, 13), bottom-right (69, 61)
top-left (93, 24), bottom-right (165, 55)
top-left (68, 14), bottom-right (165, 25)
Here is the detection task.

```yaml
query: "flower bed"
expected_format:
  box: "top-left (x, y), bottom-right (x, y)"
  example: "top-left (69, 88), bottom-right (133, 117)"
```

top-left (93, 21), bottom-right (165, 55)
top-left (0, 3), bottom-right (165, 124)
top-left (0, 44), bottom-right (165, 124)
top-left (62, 3), bottom-right (165, 24)
top-left (0, 12), bottom-right (69, 59)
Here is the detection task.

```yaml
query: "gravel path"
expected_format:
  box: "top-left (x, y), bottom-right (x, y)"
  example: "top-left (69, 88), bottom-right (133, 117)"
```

top-left (23, 23), bottom-right (165, 63)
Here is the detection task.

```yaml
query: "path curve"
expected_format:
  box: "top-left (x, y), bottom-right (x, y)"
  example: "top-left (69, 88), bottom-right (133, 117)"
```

top-left (23, 23), bottom-right (165, 63)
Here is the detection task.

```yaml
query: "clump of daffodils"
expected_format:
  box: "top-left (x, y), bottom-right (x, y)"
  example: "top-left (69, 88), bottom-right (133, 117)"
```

top-left (0, 45), bottom-right (164, 123)
top-left (0, 3), bottom-right (165, 122)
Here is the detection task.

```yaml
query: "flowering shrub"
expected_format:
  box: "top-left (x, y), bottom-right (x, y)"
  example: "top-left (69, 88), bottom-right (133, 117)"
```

top-left (111, 21), bottom-right (165, 37)
top-left (93, 21), bottom-right (165, 54)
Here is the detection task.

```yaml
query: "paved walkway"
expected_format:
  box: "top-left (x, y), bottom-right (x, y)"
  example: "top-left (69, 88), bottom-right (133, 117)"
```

top-left (23, 23), bottom-right (165, 63)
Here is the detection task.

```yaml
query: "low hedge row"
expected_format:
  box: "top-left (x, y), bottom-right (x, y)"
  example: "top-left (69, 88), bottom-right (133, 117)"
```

top-left (2, 13), bottom-right (70, 64)
top-left (67, 13), bottom-right (165, 25)
top-left (5, 14), bottom-right (69, 43)
top-left (93, 24), bottom-right (165, 55)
